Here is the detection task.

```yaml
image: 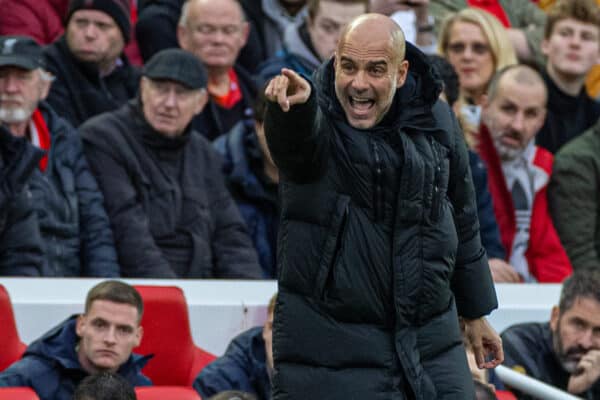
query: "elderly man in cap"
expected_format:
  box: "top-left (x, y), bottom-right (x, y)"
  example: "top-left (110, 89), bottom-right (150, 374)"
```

top-left (0, 35), bottom-right (119, 277)
top-left (43, 0), bottom-right (139, 127)
top-left (80, 48), bottom-right (262, 279)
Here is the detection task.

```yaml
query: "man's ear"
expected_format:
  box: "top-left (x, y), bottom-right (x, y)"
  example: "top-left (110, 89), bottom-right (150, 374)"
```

top-left (76, 314), bottom-right (86, 337)
top-left (134, 325), bottom-right (143, 347)
top-left (194, 89), bottom-right (209, 115)
top-left (541, 38), bottom-right (551, 58)
top-left (176, 25), bottom-right (187, 49)
top-left (550, 305), bottom-right (560, 332)
top-left (395, 60), bottom-right (409, 88)
top-left (241, 21), bottom-right (250, 47)
top-left (38, 70), bottom-right (53, 101)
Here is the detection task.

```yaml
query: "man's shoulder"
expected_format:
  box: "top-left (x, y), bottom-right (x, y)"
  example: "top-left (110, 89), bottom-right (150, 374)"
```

top-left (556, 122), bottom-right (600, 162)
top-left (501, 322), bottom-right (551, 358)
top-left (42, 38), bottom-right (73, 72)
top-left (79, 104), bottom-right (132, 143)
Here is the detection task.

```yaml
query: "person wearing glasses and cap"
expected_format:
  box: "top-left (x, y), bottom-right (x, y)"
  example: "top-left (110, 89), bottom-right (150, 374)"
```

top-left (80, 48), bottom-right (262, 279)
top-left (0, 34), bottom-right (119, 277)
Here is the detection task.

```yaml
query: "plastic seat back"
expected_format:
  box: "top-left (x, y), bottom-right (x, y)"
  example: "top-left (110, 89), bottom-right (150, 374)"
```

top-left (134, 285), bottom-right (216, 386)
top-left (0, 285), bottom-right (26, 371)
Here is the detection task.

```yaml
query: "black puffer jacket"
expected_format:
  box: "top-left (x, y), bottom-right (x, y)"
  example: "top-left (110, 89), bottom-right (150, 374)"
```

top-left (264, 44), bottom-right (497, 399)
top-left (0, 127), bottom-right (44, 276)
top-left (81, 100), bottom-right (262, 278)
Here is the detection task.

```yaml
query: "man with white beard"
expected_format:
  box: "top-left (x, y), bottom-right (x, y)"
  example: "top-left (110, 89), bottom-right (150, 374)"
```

top-left (0, 35), bottom-right (119, 277)
top-left (477, 64), bottom-right (572, 283)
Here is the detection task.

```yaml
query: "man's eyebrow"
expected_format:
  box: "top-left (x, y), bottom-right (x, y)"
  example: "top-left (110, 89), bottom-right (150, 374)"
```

top-left (366, 60), bottom-right (388, 67)
top-left (339, 56), bottom-right (355, 63)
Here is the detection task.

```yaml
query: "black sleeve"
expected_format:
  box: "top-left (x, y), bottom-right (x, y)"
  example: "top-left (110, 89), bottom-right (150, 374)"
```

top-left (264, 88), bottom-right (329, 183)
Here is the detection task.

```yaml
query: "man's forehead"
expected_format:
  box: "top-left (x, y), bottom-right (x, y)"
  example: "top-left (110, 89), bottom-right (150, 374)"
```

top-left (496, 79), bottom-right (546, 108)
top-left (189, 0), bottom-right (244, 21)
top-left (71, 9), bottom-right (116, 23)
top-left (553, 17), bottom-right (600, 35)
top-left (87, 300), bottom-right (140, 322)
top-left (338, 45), bottom-right (393, 64)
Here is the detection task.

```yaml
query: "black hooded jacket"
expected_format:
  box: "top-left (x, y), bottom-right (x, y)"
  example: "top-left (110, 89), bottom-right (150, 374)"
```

top-left (264, 43), bottom-right (497, 399)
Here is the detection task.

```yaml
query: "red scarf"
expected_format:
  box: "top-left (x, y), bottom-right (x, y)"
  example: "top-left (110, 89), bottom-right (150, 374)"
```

top-left (212, 68), bottom-right (243, 109)
top-left (466, 0), bottom-right (512, 28)
top-left (31, 109), bottom-right (51, 172)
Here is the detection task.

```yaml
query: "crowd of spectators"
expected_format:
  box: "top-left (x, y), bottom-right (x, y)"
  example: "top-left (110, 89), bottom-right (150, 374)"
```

top-left (0, 0), bottom-right (599, 398)
top-left (0, 0), bottom-right (597, 282)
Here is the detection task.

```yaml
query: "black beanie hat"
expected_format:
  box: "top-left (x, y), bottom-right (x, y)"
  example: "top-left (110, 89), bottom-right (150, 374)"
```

top-left (66, 0), bottom-right (131, 43)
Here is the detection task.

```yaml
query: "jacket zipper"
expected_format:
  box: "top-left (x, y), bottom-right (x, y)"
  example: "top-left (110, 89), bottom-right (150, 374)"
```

top-left (371, 139), bottom-right (384, 222)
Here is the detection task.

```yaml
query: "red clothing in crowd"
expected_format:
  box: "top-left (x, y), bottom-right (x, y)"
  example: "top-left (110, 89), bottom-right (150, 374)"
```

top-left (0, 0), bottom-right (142, 66)
top-left (477, 125), bottom-right (572, 283)
top-left (466, 0), bottom-right (511, 27)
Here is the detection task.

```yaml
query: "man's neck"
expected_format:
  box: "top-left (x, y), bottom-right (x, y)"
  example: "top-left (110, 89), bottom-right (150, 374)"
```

top-left (263, 161), bottom-right (279, 184)
top-left (462, 87), bottom-right (486, 105)
top-left (207, 68), bottom-right (232, 97)
top-left (5, 121), bottom-right (29, 138)
top-left (546, 64), bottom-right (585, 97)
top-left (98, 57), bottom-right (119, 78)
top-left (278, 0), bottom-right (304, 16)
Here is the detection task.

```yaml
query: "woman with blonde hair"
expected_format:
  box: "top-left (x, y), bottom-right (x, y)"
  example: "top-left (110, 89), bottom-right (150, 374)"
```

top-left (438, 8), bottom-right (517, 142)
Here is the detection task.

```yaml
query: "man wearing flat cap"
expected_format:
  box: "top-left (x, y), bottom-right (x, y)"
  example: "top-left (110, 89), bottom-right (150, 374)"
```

top-left (80, 48), bottom-right (262, 279)
top-left (0, 35), bottom-right (119, 277)
top-left (43, 0), bottom-right (139, 127)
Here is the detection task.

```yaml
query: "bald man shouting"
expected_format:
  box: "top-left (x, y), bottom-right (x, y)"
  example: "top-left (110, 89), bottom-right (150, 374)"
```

top-left (263, 14), bottom-right (502, 399)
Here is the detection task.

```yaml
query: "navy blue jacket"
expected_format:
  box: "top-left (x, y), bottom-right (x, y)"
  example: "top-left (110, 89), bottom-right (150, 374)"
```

top-left (193, 327), bottom-right (271, 400)
top-left (213, 121), bottom-right (279, 278)
top-left (0, 315), bottom-right (152, 400)
top-left (469, 151), bottom-right (506, 260)
top-left (31, 102), bottom-right (119, 276)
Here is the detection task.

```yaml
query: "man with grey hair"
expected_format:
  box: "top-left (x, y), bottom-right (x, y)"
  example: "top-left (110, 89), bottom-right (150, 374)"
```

top-left (177, 0), bottom-right (257, 140)
top-left (477, 64), bottom-right (572, 283)
top-left (0, 35), bottom-right (119, 277)
top-left (80, 48), bottom-right (262, 278)
top-left (264, 13), bottom-right (501, 399)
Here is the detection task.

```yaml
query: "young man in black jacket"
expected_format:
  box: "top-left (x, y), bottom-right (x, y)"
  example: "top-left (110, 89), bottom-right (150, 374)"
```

top-left (264, 13), bottom-right (501, 399)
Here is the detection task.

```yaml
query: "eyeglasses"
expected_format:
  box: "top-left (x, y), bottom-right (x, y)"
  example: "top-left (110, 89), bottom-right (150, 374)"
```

top-left (447, 42), bottom-right (490, 55)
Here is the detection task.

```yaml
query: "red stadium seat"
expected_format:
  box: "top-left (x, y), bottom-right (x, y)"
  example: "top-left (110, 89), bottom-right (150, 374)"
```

top-left (0, 285), bottom-right (26, 372)
top-left (0, 388), bottom-right (39, 400)
top-left (496, 390), bottom-right (517, 400)
top-left (134, 285), bottom-right (216, 386)
top-left (135, 386), bottom-right (201, 400)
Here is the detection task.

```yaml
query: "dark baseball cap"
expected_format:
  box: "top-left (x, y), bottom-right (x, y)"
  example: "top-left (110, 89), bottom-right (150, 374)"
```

top-left (142, 48), bottom-right (207, 90)
top-left (0, 36), bottom-right (44, 70)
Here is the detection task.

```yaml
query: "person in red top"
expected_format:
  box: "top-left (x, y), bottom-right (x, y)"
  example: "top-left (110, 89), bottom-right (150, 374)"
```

top-left (177, 0), bottom-right (257, 140)
top-left (0, 0), bottom-right (142, 66)
top-left (478, 63), bottom-right (572, 283)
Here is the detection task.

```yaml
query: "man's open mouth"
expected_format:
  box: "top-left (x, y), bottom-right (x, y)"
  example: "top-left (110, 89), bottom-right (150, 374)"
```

top-left (349, 96), bottom-right (375, 111)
